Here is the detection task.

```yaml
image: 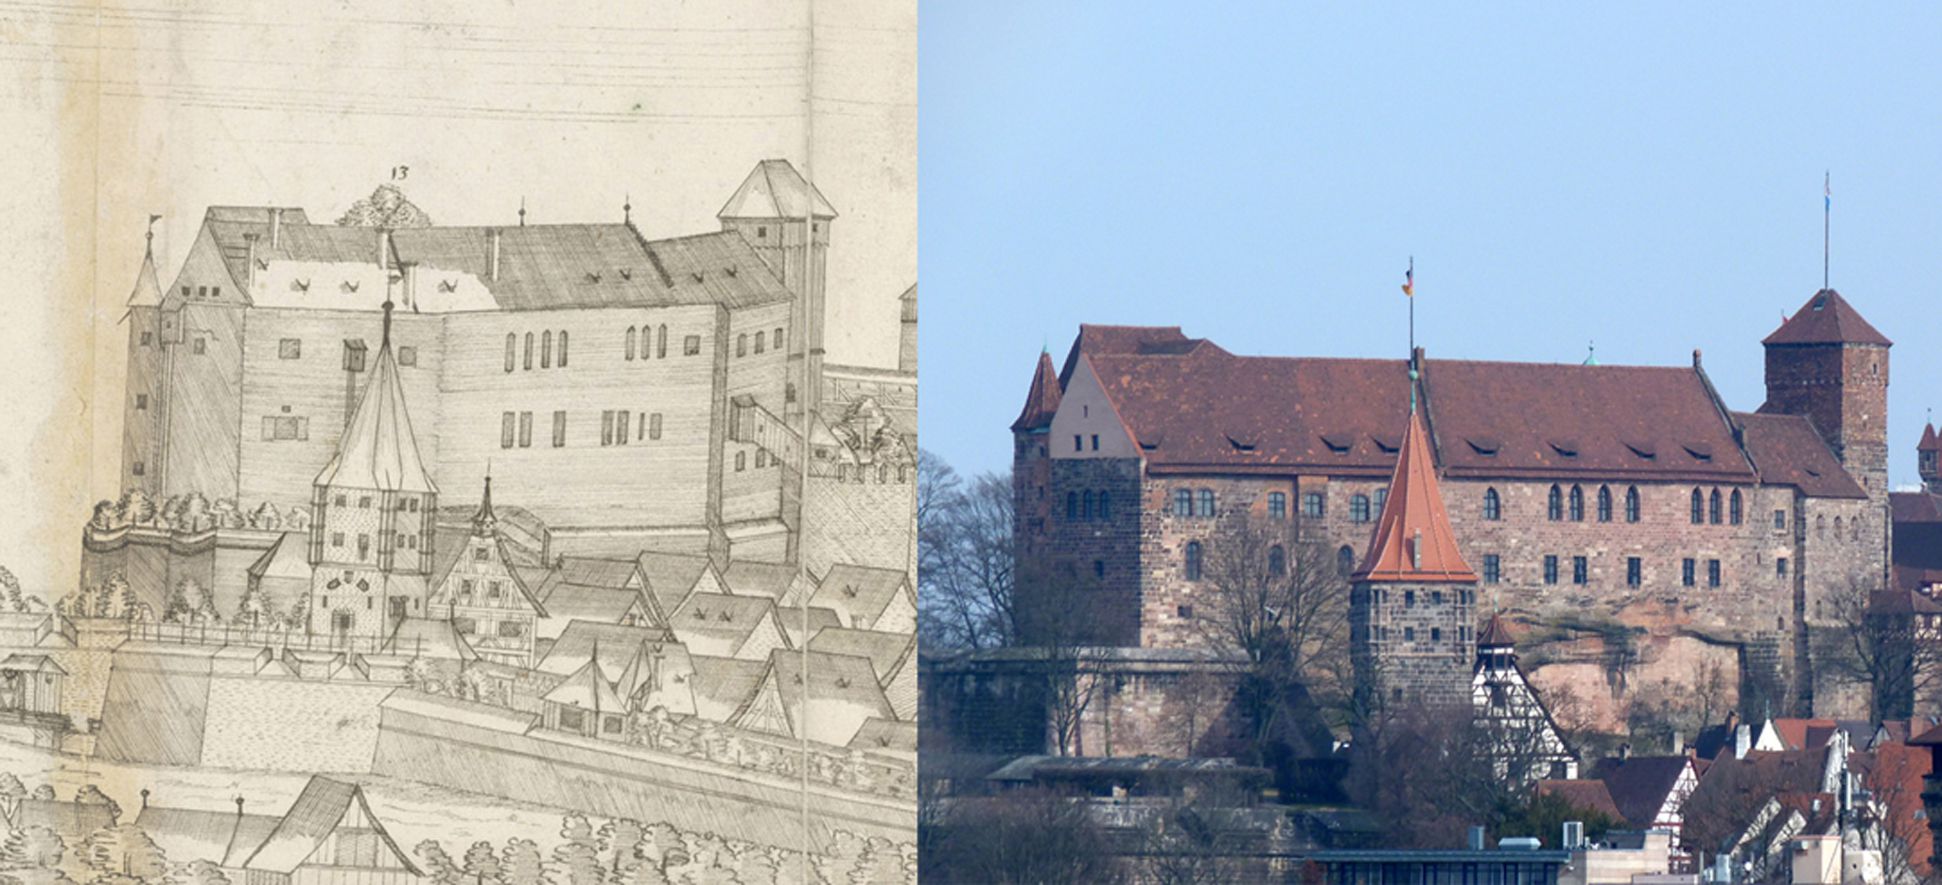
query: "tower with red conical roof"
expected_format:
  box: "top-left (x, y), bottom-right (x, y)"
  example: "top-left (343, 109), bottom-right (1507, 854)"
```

top-left (1919, 423), bottom-right (1940, 494)
top-left (1760, 289), bottom-right (1891, 505)
top-left (1011, 349), bottom-right (1064, 561)
top-left (1349, 394), bottom-right (1479, 711)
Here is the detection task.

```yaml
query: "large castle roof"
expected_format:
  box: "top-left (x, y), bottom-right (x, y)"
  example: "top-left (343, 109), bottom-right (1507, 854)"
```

top-left (1047, 324), bottom-right (1866, 496)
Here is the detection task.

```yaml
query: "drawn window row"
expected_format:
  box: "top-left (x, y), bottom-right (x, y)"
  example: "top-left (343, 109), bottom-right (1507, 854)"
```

top-left (504, 331), bottom-right (570, 372)
top-left (499, 410), bottom-right (667, 449)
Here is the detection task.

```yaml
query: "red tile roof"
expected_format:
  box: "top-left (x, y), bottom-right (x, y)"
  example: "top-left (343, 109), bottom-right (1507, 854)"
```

top-left (1923, 423), bottom-right (1941, 454)
top-left (1535, 779), bottom-right (1624, 822)
top-left (1352, 406), bottom-right (1477, 584)
top-left (1477, 612), bottom-right (1517, 648)
top-left (1011, 350), bottom-right (1063, 433)
top-left (1059, 328), bottom-right (1864, 492)
top-left (1590, 755), bottom-right (1693, 828)
top-left (1762, 289), bottom-right (1891, 347)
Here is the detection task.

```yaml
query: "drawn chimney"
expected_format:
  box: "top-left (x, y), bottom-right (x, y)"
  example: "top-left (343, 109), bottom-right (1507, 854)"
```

top-left (269, 208), bottom-right (282, 249)
top-left (140, 788), bottom-right (148, 810)
top-left (242, 233), bottom-right (259, 290)
top-left (486, 228), bottom-right (502, 282)
top-left (376, 228), bottom-right (391, 272)
top-left (234, 796), bottom-right (244, 817)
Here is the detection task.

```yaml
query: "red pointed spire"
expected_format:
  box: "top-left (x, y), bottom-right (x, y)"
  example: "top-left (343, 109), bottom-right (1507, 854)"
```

top-left (1478, 611), bottom-right (1516, 648)
top-left (1352, 406), bottom-right (1477, 583)
top-left (1920, 423), bottom-right (1940, 454)
top-left (1010, 350), bottom-right (1063, 432)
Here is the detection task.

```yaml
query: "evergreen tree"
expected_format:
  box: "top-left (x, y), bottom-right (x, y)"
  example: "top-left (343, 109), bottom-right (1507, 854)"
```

top-left (0, 825), bottom-right (64, 870)
top-left (500, 839), bottom-right (543, 885)
top-left (843, 839), bottom-right (902, 885)
top-left (80, 825), bottom-right (166, 883)
top-left (177, 860), bottom-right (228, 885)
top-left (547, 815), bottom-right (603, 885)
top-left (415, 840), bottom-right (463, 885)
top-left (163, 580), bottom-right (194, 625)
top-left (595, 820), bottom-right (645, 878)
top-left (461, 841), bottom-right (503, 885)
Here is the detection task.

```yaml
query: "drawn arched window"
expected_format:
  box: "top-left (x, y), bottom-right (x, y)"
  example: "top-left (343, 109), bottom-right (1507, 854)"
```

top-left (626, 327), bottom-right (637, 360)
top-left (1066, 492), bottom-right (1078, 520)
top-left (523, 332), bottom-right (534, 370)
top-left (1484, 488), bottom-right (1502, 521)
top-left (541, 331), bottom-right (553, 368)
top-left (1174, 489), bottom-right (1192, 516)
top-left (1098, 491), bottom-right (1111, 520)
top-left (1548, 485), bottom-right (1563, 521)
top-left (1691, 489), bottom-right (1704, 524)
top-left (1709, 489), bottom-right (1722, 525)
top-left (504, 333), bottom-right (516, 372)
top-left (1184, 542), bottom-right (1203, 581)
top-left (1569, 486), bottom-right (1585, 521)
top-left (1350, 494), bottom-right (1371, 523)
top-left (1269, 545), bottom-right (1287, 577)
top-left (1597, 486), bottom-right (1612, 523)
top-left (754, 331), bottom-right (765, 354)
top-left (558, 331), bottom-right (568, 366)
top-left (1729, 490), bottom-right (1743, 525)
top-left (1625, 486), bottom-right (1641, 523)
top-left (1337, 545), bottom-right (1356, 578)
top-left (1082, 491), bottom-right (1094, 520)
top-left (657, 325), bottom-right (668, 358)
top-left (737, 333), bottom-right (748, 357)
top-left (1197, 489), bottom-right (1215, 518)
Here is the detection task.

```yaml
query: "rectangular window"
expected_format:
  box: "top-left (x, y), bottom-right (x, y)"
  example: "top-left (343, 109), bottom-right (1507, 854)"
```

top-left (684, 335), bottom-right (701, 356)
top-left (132, 461), bottom-right (145, 476)
top-left (279, 338), bottom-right (301, 359)
top-left (518, 412), bottom-right (532, 448)
top-left (332, 532), bottom-right (344, 547)
top-left (454, 617), bottom-right (477, 636)
top-left (140, 331), bottom-right (152, 346)
top-left (1572, 556), bottom-right (1588, 585)
top-left (1073, 435), bottom-right (1082, 452)
top-left (262, 416), bottom-right (308, 441)
top-left (136, 394), bottom-right (148, 410)
top-left (1777, 557), bottom-right (1789, 577)
top-left (1627, 557), bottom-right (1642, 587)
top-left (1302, 493), bottom-right (1325, 519)
top-left (193, 337), bottom-right (207, 355)
top-left (1773, 509), bottom-right (1786, 530)
top-left (615, 410), bottom-right (630, 446)
top-left (398, 346), bottom-right (417, 367)
top-left (501, 412), bottom-right (516, 449)
top-left (601, 410), bottom-right (615, 446)
top-left (1090, 434), bottom-right (1100, 451)
top-left (552, 411), bottom-right (566, 448)
top-left (649, 413), bottom-right (663, 440)
top-left (754, 331), bottom-right (765, 353)
top-left (1268, 492), bottom-right (1286, 520)
top-left (1543, 555), bottom-right (1559, 585)
top-left (1682, 558), bottom-right (1696, 587)
top-left (1708, 559), bottom-right (1721, 588)
top-left (498, 621), bottom-right (525, 638)
top-left (1483, 554), bottom-right (1501, 584)
top-left (558, 708), bottom-right (584, 732)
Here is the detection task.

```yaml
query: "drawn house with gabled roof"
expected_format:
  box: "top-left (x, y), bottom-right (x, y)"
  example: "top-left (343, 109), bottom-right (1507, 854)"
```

top-left (668, 592), bottom-right (787, 661)
top-left (427, 475), bottom-right (546, 666)
top-left (136, 775), bottom-right (420, 885)
top-left (807, 627), bottom-right (917, 721)
top-left (734, 648), bottom-right (894, 747)
top-left (808, 564), bottom-right (915, 634)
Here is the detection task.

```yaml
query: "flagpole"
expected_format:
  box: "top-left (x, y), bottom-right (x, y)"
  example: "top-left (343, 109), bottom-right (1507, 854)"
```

top-left (1824, 172), bottom-right (1831, 290)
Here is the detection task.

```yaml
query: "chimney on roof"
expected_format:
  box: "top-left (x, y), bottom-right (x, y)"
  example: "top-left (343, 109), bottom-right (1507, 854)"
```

top-left (1692, 348), bottom-right (1703, 369)
top-left (486, 228), bottom-right (502, 282)
top-left (1735, 722), bottom-right (1752, 759)
top-left (270, 208), bottom-right (282, 249)
top-left (234, 796), bottom-right (244, 818)
top-left (242, 233), bottom-right (259, 290)
top-left (140, 788), bottom-right (148, 810)
top-left (376, 228), bottom-right (391, 272)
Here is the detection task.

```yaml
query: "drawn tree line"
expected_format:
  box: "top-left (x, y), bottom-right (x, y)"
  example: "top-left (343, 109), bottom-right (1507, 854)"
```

top-left (88, 490), bottom-right (309, 537)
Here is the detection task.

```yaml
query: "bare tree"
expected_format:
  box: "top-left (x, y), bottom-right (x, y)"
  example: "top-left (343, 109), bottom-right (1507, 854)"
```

top-left (921, 789), bottom-right (1117, 885)
top-left (1192, 516), bottom-right (1350, 747)
top-left (918, 450), bottom-right (1018, 651)
top-left (1818, 573), bottom-right (1942, 723)
top-left (1016, 556), bottom-right (1106, 757)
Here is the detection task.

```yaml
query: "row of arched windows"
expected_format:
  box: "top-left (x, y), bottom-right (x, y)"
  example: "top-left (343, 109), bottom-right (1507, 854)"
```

top-left (504, 331), bottom-right (568, 372)
top-left (1814, 514), bottom-right (1864, 541)
top-left (626, 325), bottom-right (668, 360)
top-left (1688, 488), bottom-right (1744, 526)
top-left (1066, 490), bottom-right (1113, 521)
top-left (736, 327), bottom-right (786, 358)
top-left (1181, 540), bottom-right (1289, 581)
top-left (1523, 484), bottom-right (1642, 523)
top-left (1172, 488), bottom-right (1217, 518)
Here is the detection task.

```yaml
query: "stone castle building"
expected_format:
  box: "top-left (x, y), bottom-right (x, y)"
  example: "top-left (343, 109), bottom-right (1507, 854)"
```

top-left (1006, 288), bottom-right (1894, 736)
top-left (114, 160), bottom-right (913, 576)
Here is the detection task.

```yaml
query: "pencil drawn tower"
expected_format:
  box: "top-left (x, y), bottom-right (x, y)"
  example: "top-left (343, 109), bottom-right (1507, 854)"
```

top-left (718, 160), bottom-right (837, 422)
top-left (307, 296), bottom-right (438, 641)
top-left (1350, 397), bottom-right (1478, 711)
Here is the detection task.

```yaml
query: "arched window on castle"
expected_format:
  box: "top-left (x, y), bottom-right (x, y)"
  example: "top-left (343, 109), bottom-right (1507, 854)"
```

top-left (1184, 541), bottom-right (1203, 581)
top-left (1066, 492), bottom-right (1078, 521)
top-left (523, 332), bottom-right (534, 370)
top-left (1596, 486), bottom-right (1612, 523)
top-left (1337, 545), bottom-right (1355, 578)
top-left (1569, 486), bottom-right (1585, 522)
top-left (1174, 489), bottom-right (1192, 516)
top-left (1350, 494), bottom-right (1372, 523)
top-left (1483, 487), bottom-right (1501, 521)
top-left (1548, 485), bottom-right (1563, 521)
top-left (1690, 489), bottom-right (1704, 524)
top-left (1082, 491), bottom-right (1094, 520)
top-left (737, 333), bottom-right (748, 357)
top-left (1852, 517), bottom-right (1861, 541)
top-left (1835, 516), bottom-right (1844, 539)
top-left (504, 333), bottom-right (516, 373)
top-left (1098, 491), bottom-right (1111, 520)
top-left (1625, 486), bottom-right (1641, 523)
top-left (658, 325), bottom-right (668, 359)
top-left (541, 331), bottom-right (553, 368)
top-left (626, 327), bottom-right (637, 360)
top-left (1269, 545), bottom-right (1287, 577)
top-left (1729, 490), bottom-right (1743, 525)
top-left (1709, 489), bottom-right (1723, 525)
top-left (558, 331), bottom-right (567, 366)
top-left (1197, 489), bottom-right (1215, 518)
top-left (1268, 492), bottom-right (1287, 520)
top-left (1817, 515), bottom-right (1825, 537)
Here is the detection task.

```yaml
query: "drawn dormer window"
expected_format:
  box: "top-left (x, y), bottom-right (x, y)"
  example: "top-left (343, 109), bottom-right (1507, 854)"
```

top-left (437, 279), bottom-right (458, 293)
top-left (341, 281), bottom-right (359, 293)
top-left (290, 278), bottom-right (310, 292)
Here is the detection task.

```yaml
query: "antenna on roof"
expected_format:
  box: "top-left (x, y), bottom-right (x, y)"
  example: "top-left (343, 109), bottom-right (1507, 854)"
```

top-left (623, 194), bottom-right (632, 225)
top-left (145, 213), bottom-right (159, 253)
top-left (519, 197), bottom-right (527, 228)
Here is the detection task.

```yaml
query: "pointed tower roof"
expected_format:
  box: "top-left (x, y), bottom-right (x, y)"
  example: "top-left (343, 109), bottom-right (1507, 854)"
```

top-left (717, 159), bottom-right (836, 220)
top-left (1762, 289), bottom-right (1891, 347)
top-left (1010, 350), bottom-right (1064, 433)
top-left (1351, 406), bottom-right (1477, 583)
top-left (1920, 423), bottom-right (1940, 454)
top-left (313, 303), bottom-right (437, 494)
top-left (472, 473), bottom-right (497, 535)
top-left (1478, 612), bottom-right (1517, 648)
top-left (126, 234), bottom-right (163, 309)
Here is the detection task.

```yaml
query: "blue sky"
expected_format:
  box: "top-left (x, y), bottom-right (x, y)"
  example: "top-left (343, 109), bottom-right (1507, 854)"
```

top-left (919, 3), bottom-right (1942, 486)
